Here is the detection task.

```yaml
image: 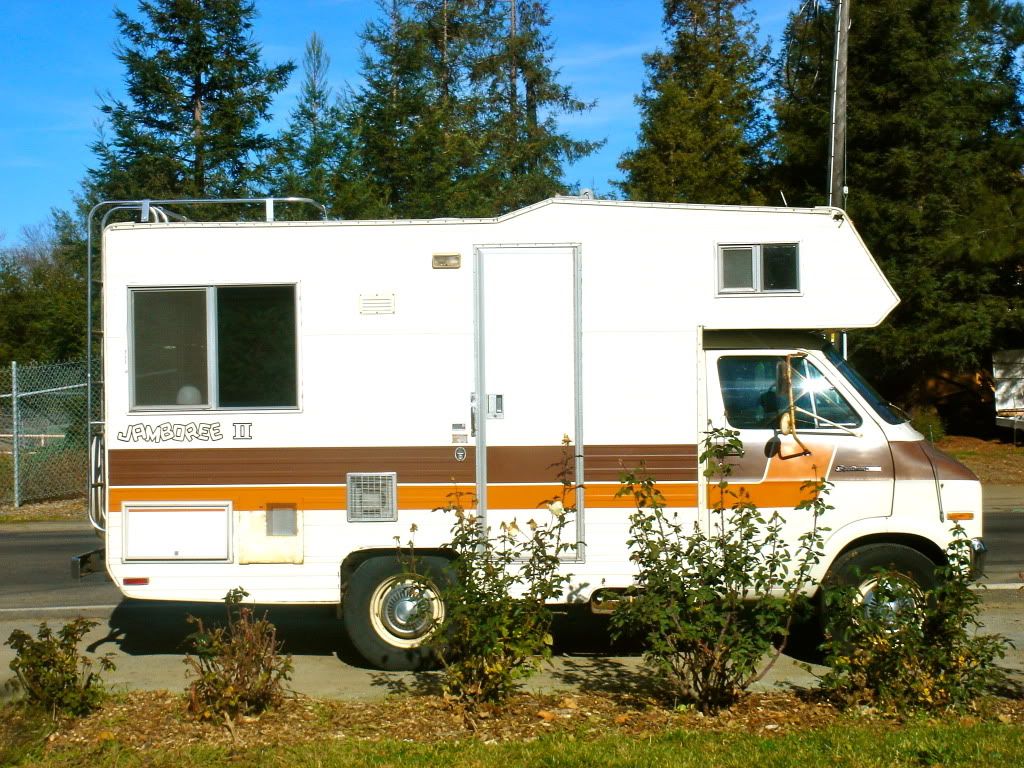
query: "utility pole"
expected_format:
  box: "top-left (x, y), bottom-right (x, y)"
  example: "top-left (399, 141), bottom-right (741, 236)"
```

top-left (827, 0), bottom-right (851, 208)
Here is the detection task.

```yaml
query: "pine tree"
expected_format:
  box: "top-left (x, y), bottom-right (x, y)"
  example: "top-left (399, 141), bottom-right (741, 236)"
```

top-left (269, 33), bottom-right (346, 214)
top-left (343, 0), bottom-right (599, 218)
top-left (618, 0), bottom-right (771, 205)
top-left (86, 0), bottom-right (294, 206)
top-left (773, 0), bottom-right (1024, 401)
top-left (477, 0), bottom-right (603, 212)
top-left (771, 1), bottom-right (834, 207)
top-left (340, 0), bottom-right (481, 218)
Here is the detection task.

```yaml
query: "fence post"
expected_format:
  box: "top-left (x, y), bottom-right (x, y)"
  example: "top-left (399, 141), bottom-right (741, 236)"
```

top-left (11, 361), bottom-right (20, 507)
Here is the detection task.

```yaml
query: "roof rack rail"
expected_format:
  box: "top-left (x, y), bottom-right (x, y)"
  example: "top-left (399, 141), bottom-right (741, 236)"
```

top-left (91, 196), bottom-right (327, 228)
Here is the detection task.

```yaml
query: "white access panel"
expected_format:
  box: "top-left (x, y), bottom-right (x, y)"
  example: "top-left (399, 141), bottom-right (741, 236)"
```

top-left (123, 503), bottom-right (232, 561)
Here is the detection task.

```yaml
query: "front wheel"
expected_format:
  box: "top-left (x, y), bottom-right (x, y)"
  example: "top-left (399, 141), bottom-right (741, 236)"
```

top-left (821, 543), bottom-right (938, 630)
top-left (343, 555), bottom-right (453, 671)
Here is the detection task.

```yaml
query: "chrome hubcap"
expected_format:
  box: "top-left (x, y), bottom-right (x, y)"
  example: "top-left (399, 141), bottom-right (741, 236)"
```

top-left (369, 575), bottom-right (443, 648)
top-left (381, 583), bottom-right (434, 639)
top-left (858, 576), bottom-right (922, 624)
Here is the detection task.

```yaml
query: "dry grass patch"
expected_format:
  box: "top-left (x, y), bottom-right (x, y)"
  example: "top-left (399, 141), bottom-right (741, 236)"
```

top-left (0, 497), bottom-right (86, 524)
top-left (17, 689), bottom-right (1024, 756)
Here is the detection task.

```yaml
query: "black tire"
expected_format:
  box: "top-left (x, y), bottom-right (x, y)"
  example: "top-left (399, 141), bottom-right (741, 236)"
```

top-left (821, 543), bottom-right (938, 630)
top-left (342, 555), bottom-right (453, 671)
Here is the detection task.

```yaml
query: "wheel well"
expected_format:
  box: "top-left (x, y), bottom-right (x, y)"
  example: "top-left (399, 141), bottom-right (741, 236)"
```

top-left (339, 548), bottom-right (457, 598)
top-left (832, 534), bottom-right (946, 571)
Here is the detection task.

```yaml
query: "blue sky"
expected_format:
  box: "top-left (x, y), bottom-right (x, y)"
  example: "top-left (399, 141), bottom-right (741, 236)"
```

top-left (0, 0), bottom-right (793, 241)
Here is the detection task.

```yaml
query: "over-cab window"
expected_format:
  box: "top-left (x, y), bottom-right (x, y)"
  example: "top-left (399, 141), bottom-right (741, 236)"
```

top-left (131, 285), bottom-right (297, 409)
top-left (718, 243), bottom-right (799, 294)
top-left (718, 356), bottom-right (861, 430)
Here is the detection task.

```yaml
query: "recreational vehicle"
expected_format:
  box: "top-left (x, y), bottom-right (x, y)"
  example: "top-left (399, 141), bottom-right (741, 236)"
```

top-left (80, 196), bottom-right (986, 670)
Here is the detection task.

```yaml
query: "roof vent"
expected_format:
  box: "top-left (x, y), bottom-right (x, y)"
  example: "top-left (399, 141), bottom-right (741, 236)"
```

top-left (359, 293), bottom-right (396, 315)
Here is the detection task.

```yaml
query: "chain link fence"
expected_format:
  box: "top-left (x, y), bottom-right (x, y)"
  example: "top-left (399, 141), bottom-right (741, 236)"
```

top-left (0, 360), bottom-right (88, 506)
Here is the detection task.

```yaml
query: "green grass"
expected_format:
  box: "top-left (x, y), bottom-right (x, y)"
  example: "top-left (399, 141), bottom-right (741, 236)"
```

top-left (0, 704), bottom-right (56, 767)
top-left (8, 721), bottom-right (1024, 768)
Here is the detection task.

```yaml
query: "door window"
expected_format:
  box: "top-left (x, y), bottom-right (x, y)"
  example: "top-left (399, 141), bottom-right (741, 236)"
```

top-left (718, 356), bottom-right (861, 430)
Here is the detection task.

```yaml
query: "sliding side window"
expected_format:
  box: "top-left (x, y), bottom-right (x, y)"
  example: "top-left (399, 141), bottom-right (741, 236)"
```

top-left (131, 285), bottom-right (297, 409)
top-left (718, 244), bottom-right (799, 294)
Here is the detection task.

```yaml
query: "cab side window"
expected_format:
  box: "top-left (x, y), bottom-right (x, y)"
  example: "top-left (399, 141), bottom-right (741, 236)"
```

top-left (717, 357), bottom-right (783, 429)
top-left (718, 356), bottom-right (861, 430)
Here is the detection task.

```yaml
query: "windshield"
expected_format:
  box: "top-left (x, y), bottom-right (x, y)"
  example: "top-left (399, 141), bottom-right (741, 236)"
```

top-left (823, 344), bottom-right (907, 425)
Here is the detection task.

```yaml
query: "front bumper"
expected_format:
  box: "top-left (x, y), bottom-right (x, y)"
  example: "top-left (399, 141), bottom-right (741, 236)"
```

top-left (969, 537), bottom-right (987, 581)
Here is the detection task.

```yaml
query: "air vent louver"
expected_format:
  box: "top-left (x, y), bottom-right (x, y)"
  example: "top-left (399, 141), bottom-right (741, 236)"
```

top-left (358, 293), bottom-right (396, 315)
top-left (346, 472), bottom-right (398, 522)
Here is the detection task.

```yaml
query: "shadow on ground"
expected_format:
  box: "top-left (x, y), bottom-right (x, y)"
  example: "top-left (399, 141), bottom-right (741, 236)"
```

top-left (86, 599), bottom-right (829, 694)
top-left (88, 600), bottom-right (366, 667)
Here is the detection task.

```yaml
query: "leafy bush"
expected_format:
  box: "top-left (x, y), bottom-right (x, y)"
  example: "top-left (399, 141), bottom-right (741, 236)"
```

top-left (5, 617), bottom-right (114, 717)
top-left (435, 440), bottom-right (575, 705)
top-left (910, 405), bottom-right (946, 442)
top-left (184, 588), bottom-right (293, 722)
top-left (818, 528), bottom-right (1009, 712)
top-left (610, 427), bottom-right (828, 713)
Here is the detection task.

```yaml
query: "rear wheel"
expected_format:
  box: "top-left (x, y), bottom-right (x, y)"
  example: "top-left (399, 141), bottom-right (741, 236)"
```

top-left (343, 556), bottom-right (453, 671)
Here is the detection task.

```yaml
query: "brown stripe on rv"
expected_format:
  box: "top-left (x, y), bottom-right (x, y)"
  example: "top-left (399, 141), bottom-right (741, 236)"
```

top-left (107, 444), bottom-right (699, 486)
top-left (585, 444), bottom-right (698, 481)
top-left (108, 447), bottom-right (477, 486)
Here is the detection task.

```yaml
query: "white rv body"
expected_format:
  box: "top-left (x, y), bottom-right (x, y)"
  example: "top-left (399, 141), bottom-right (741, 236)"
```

top-left (91, 198), bottom-right (984, 664)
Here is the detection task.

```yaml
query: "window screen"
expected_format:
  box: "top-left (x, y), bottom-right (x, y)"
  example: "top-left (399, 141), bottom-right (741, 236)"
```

top-left (721, 247), bottom-right (755, 291)
top-left (266, 505), bottom-right (298, 536)
top-left (132, 290), bottom-right (208, 407)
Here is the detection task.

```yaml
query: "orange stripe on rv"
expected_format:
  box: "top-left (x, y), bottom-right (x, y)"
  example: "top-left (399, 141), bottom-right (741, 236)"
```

top-left (108, 480), bottom-right (814, 513)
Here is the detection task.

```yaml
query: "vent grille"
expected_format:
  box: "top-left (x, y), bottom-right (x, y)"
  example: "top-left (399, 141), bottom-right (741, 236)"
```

top-left (359, 293), bottom-right (396, 315)
top-left (347, 472), bottom-right (398, 522)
